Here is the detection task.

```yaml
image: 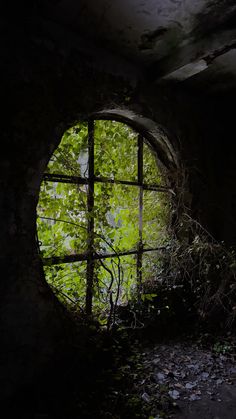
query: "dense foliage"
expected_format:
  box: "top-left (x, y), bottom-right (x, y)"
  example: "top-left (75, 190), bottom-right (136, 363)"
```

top-left (37, 120), bottom-right (169, 323)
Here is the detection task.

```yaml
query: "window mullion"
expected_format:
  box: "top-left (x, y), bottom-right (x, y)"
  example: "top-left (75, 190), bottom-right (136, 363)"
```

top-left (137, 134), bottom-right (143, 299)
top-left (86, 119), bottom-right (95, 315)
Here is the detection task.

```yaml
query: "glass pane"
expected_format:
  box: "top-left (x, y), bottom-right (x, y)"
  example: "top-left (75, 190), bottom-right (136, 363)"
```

top-left (94, 120), bottom-right (138, 181)
top-left (143, 190), bottom-right (168, 247)
top-left (47, 123), bottom-right (88, 176)
top-left (143, 141), bottom-right (162, 185)
top-left (94, 183), bottom-right (139, 253)
top-left (44, 262), bottom-right (87, 308)
top-left (37, 181), bottom-right (88, 257)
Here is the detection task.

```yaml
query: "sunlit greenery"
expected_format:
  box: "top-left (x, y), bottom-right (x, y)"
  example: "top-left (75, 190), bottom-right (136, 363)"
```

top-left (37, 120), bottom-right (170, 321)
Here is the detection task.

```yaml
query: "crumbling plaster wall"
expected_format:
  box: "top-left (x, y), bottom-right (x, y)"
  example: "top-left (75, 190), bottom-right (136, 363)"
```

top-left (1, 13), bottom-right (236, 402)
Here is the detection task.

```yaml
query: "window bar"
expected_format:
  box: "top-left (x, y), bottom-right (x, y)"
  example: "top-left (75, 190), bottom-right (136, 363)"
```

top-left (43, 172), bottom-right (170, 193)
top-left (43, 173), bottom-right (88, 184)
top-left (42, 246), bottom-right (167, 266)
top-left (137, 134), bottom-right (143, 300)
top-left (85, 119), bottom-right (95, 315)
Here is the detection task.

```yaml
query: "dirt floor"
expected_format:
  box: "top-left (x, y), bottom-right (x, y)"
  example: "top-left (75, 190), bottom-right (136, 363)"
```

top-left (175, 383), bottom-right (236, 419)
top-left (8, 332), bottom-right (236, 418)
top-left (126, 339), bottom-right (236, 419)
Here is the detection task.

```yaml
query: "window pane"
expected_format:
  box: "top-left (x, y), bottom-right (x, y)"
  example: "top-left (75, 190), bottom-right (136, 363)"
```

top-left (47, 123), bottom-right (88, 176)
top-left (37, 181), bottom-right (88, 257)
top-left (141, 251), bottom-right (163, 284)
top-left (94, 120), bottom-right (138, 181)
top-left (143, 190), bottom-right (168, 247)
top-left (143, 141), bottom-right (161, 185)
top-left (93, 255), bottom-right (137, 320)
top-left (94, 183), bottom-right (139, 253)
top-left (44, 262), bottom-right (87, 308)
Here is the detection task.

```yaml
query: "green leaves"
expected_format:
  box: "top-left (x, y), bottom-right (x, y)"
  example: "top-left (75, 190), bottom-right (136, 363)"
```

top-left (143, 191), bottom-right (169, 248)
top-left (44, 262), bottom-right (87, 307)
top-left (47, 123), bottom-right (88, 176)
top-left (141, 293), bottom-right (157, 302)
top-left (94, 120), bottom-right (138, 181)
top-left (143, 141), bottom-right (162, 185)
top-left (37, 120), bottom-right (169, 319)
top-left (94, 183), bottom-right (139, 252)
top-left (37, 182), bottom-right (88, 257)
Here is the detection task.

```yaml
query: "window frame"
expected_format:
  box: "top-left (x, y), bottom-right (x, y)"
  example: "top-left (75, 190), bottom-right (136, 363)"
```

top-left (40, 119), bottom-right (170, 314)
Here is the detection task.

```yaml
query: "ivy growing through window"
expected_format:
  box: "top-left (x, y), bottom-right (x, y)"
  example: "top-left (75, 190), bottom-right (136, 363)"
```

top-left (37, 119), bottom-right (170, 324)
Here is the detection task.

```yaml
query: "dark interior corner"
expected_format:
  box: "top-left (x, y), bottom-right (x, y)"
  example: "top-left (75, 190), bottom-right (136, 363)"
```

top-left (1, 1), bottom-right (236, 418)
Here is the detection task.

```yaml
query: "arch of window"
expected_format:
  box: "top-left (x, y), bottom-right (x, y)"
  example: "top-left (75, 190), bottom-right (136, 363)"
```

top-left (37, 119), bottom-right (171, 319)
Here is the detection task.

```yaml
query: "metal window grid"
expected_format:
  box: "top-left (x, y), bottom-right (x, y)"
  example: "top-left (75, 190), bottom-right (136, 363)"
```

top-left (41, 119), bottom-right (170, 314)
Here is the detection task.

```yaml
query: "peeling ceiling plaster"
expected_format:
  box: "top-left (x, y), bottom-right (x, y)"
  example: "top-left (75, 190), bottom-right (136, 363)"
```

top-left (43, 0), bottom-right (236, 90)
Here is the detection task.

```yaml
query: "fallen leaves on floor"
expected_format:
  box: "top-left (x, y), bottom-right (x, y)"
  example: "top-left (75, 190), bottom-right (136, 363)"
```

top-left (112, 339), bottom-right (236, 418)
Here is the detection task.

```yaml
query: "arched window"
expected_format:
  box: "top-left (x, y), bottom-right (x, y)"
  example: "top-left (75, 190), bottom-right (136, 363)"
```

top-left (37, 119), bottom-right (171, 323)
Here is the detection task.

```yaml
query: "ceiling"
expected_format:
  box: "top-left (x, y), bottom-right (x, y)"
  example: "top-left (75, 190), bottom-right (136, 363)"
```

top-left (42, 0), bottom-right (236, 91)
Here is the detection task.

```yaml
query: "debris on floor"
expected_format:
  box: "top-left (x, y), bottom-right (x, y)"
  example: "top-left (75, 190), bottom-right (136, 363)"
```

top-left (112, 337), bottom-right (236, 418)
